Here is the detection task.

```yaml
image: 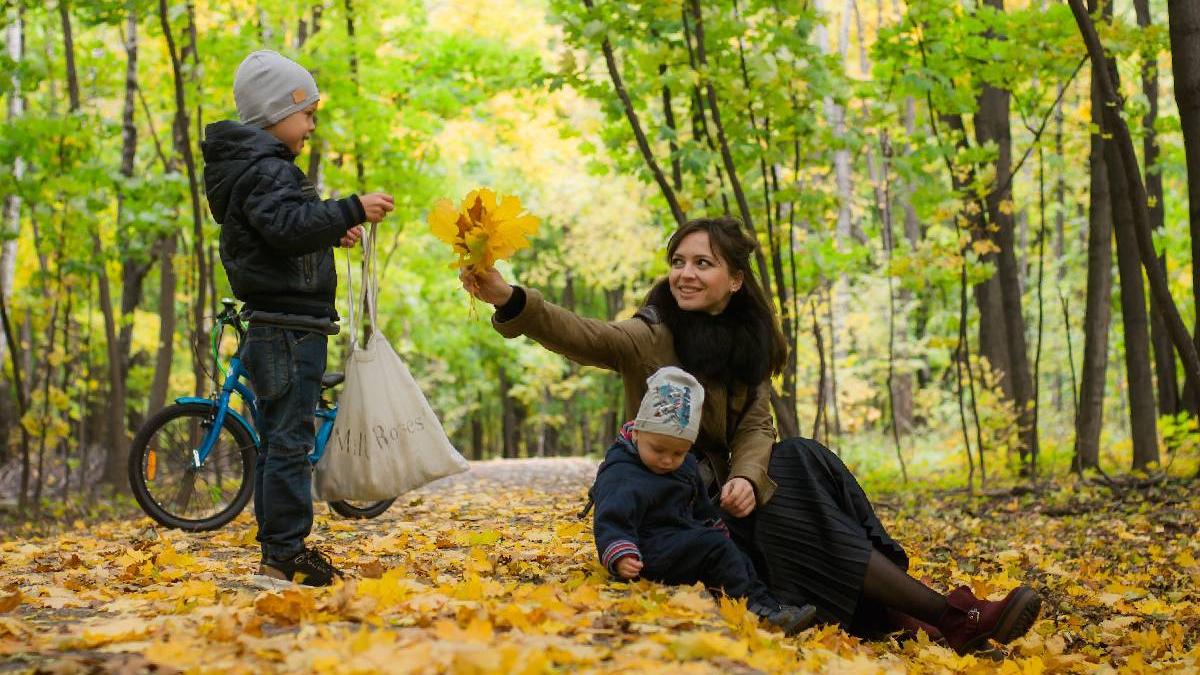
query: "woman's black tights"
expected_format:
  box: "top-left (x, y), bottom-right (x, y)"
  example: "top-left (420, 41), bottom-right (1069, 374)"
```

top-left (861, 549), bottom-right (947, 623)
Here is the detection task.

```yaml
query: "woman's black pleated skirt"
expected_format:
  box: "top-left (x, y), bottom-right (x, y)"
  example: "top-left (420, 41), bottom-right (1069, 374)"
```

top-left (750, 436), bottom-right (908, 636)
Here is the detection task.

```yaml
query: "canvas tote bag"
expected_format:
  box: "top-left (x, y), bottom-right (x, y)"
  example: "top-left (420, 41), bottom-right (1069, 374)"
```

top-left (314, 227), bottom-right (469, 501)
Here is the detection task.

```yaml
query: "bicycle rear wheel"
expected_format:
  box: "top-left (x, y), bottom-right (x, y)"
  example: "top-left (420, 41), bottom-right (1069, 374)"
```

top-left (328, 498), bottom-right (396, 519)
top-left (128, 402), bottom-right (256, 531)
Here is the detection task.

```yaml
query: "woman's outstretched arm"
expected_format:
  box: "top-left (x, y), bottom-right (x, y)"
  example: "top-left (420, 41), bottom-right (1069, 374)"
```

top-left (462, 267), bottom-right (658, 372)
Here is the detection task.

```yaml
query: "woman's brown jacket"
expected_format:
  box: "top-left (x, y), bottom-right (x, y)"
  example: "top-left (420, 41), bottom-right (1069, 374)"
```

top-left (493, 288), bottom-right (778, 506)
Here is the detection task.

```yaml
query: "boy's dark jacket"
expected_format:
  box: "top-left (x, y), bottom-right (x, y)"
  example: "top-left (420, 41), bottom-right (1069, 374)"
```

top-left (201, 121), bottom-right (365, 319)
top-left (592, 434), bottom-right (726, 574)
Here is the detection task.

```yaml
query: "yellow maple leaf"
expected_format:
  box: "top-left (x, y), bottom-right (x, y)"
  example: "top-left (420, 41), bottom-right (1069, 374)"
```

top-left (427, 188), bottom-right (540, 273)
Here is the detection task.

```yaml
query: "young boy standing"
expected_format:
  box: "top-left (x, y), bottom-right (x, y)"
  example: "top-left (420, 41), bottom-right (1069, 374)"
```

top-left (202, 50), bottom-right (393, 586)
top-left (592, 367), bottom-right (817, 634)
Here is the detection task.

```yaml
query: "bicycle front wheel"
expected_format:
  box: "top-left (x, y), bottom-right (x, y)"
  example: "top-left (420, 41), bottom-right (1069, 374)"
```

top-left (128, 402), bottom-right (256, 531)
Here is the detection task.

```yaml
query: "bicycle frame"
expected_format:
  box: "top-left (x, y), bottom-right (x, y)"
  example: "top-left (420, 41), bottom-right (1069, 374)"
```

top-left (178, 320), bottom-right (338, 469)
top-left (175, 355), bottom-right (260, 468)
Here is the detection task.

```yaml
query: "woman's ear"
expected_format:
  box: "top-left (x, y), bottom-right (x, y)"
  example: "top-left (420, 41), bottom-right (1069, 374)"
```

top-left (732, 271), bottom-right (745, 293)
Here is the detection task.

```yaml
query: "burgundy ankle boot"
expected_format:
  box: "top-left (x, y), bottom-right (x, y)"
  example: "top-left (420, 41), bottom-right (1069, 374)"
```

top-left (936, 585), bottom-right (1042, 654)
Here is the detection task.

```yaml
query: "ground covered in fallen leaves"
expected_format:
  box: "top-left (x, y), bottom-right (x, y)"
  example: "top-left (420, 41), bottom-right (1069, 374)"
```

top-left (1, 458), bottom-right (1198, 673)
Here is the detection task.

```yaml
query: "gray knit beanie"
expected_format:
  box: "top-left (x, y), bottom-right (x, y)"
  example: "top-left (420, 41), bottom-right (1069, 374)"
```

top-left (233, 50), bottom-right (320, 128)
top-left (633, 367), bottom-right (705, 443)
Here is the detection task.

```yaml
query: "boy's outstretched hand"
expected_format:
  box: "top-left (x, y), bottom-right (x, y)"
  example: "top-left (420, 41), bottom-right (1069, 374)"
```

top-left (360, 192), bottom-right (394, 223)
top-left (339, 225), bottom-right (364, 248)
top-left (615, 556), bottom-right (643, 580)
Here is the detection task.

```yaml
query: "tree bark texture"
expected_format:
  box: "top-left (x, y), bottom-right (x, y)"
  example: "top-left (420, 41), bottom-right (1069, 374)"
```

top-left (1136, 0), bottom-right (1179, 417)
top-left (979, 0), bottom-right (1038, 466)
top-left (148, 235), bottom-right (178, 417)
top-left (1074, 69), bottom-right (1112, 472)
top-left (159, 0), bottom-right (209, 400)
top-left (1070, 0), bottom-right (1200, 401)
top-left (100, 7), bottom-right (141, 487)
top-left (1107, 136), bottom-right (1160, 470)
top-left (1167, 0), bottom-right (1200, 410)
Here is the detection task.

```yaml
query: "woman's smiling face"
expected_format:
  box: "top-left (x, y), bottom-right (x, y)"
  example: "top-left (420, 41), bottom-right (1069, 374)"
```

top-left (668, 231), bottom-right (743, 314)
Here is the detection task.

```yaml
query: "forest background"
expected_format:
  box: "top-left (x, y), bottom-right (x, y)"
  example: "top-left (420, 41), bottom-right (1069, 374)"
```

top-left (1, 0), bottom-right (1199, 517)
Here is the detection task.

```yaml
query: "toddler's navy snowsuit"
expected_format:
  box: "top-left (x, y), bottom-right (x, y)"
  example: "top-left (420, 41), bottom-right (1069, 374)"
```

top-left (591, 432), bottom-right (777, 607)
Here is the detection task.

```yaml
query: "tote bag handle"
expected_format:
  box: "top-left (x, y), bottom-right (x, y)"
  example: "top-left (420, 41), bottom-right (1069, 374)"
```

top-left (343, 223), bottom-right (381, 350)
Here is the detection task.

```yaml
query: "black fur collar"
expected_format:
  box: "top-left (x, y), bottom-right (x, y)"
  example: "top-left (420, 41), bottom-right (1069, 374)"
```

top-left (643, 281), bottom-right (770, 387)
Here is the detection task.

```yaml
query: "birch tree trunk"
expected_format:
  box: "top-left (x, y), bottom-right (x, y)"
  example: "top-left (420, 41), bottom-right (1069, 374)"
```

top-left (0, 1), bottom-right (25, 457)
top-left (1, 2), bottom-right (23, 326)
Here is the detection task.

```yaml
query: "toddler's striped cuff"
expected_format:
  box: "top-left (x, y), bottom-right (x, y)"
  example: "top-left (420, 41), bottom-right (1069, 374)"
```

top-left (601, 539), bottom-right (641, 573)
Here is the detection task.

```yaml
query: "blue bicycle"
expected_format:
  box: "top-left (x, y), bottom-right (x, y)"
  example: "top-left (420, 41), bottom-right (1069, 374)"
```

top-left (128, 299), bottom-right (395, 531)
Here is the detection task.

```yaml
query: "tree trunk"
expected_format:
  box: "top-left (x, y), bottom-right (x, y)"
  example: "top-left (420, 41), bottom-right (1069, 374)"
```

top-left (1074, 9), bottom-right (1114, 473)
top-left (0, 1), bottom-right (25, 459)
top-left (1070, 0), bottom-right (1200, 400)
top-left (59, 0), bottom-right (81, 111)
top-left (1, 1), bottom-right (24, 350)
top-left (1167, 0), bottom-right (1200, 411)
top-left (499, 367), bottom-right (518, 459)
top-left (1108, 138), bottom-right (1160, 470)
top-left (471, 405), bottom-right (484, 461)
top-left (938, 111), bottom-right (1011, 398)
top-left (343, 0), bottom-right (366, 192)
top-left (1091, 33), bottom-right (1160, 469)
top-left (148, 234), bottom-right (178, 416)
top-left (1137, 0), bottom-right (1179, 417)
top-left (0, 291), bottom-right (30, 479)
top-left (975, 0), bottom-right (1037, 468)
top-left (814, 0), bottom-right (853, 440)
top-left (100, 6), bottom-right (140, 487)
top-left (1053, 83), bottom-right (1068, 413)
top-left (159, 0), bottom-right (208, 399)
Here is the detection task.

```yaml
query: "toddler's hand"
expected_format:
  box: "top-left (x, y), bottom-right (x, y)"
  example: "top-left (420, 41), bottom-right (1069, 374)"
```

top-left (359, 192), bottom-right (394, 223)
top-left (615, 556), bottom-right (643, 580)
top-left (339, 225), bottom-right (364, 248)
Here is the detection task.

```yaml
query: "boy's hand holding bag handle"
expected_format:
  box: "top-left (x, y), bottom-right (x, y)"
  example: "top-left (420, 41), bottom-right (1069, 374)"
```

top-left (315, 225), bottom-right (469, 502)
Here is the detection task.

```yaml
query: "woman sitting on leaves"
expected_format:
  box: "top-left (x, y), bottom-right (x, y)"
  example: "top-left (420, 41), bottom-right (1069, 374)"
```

top-left (460, 216), bottom-right (1042, 654)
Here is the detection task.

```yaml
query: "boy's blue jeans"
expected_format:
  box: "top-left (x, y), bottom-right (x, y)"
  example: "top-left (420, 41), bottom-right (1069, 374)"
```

top-left (240, 325), bottom-right (327, 562)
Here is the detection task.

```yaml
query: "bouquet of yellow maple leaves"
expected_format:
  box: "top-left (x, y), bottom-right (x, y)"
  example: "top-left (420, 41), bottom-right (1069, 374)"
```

top-left (427, 188), bottom-right (540, 273)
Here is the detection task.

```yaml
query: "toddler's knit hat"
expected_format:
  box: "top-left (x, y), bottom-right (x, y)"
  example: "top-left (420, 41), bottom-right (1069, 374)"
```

top-left (233, 50), bottom-right (320, 129)
top-left (634, 367), bottom-right (705, 443)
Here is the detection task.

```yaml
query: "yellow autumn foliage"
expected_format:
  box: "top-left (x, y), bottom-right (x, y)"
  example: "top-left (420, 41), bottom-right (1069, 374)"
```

top-left (428, 188), bottom-right (541, 273)
top-left (4, 459), bottom-right (1199, 673)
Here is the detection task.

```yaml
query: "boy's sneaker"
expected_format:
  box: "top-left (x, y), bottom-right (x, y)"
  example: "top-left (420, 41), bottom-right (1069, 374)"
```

top-left (256, 546), bottom-right (343, 587)
top-left (748, 599), bottom-right (818, 635)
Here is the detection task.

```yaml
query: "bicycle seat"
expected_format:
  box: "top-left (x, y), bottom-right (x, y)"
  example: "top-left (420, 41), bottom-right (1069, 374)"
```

top-left (321, 372), bottom-right (345, 389)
